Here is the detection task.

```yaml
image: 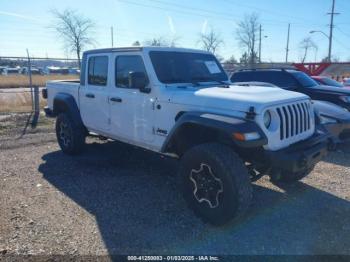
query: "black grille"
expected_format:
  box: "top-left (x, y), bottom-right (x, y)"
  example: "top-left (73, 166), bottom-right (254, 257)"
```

top-left (277, 102), bottom-right (311, 140)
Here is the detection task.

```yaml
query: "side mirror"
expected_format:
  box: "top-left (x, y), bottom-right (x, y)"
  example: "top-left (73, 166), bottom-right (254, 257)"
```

top-left (129, 71), bottom-right (150, 93)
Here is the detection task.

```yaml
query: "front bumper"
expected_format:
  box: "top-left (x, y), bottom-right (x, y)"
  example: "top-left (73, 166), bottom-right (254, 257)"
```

top-left (265, 132), bottom-right (329, 173)
top-left (319, 120), bottom-right (350, 143)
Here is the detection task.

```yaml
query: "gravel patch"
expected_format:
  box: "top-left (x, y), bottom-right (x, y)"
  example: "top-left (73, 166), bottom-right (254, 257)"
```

top-left (0, 117), bottom-right (349, 256)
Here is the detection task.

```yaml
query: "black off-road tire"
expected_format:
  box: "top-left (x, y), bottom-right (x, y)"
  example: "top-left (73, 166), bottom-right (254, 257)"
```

top-left (178, 143), bottom-right (252, 226)
top-left (270, 165), bottom-right (315, 184)
top-left (56, 113), bottom-right (86, 155)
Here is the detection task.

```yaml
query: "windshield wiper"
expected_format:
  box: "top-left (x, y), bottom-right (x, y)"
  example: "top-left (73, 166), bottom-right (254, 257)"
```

top-left (162, 78), bottom-right (202, 88)
top-left (191, 77), bottom-right (229, 87)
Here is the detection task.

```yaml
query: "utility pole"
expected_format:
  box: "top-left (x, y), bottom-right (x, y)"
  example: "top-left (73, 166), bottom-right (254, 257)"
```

top-left (327, 0), bottom-right (339, 62)
top-left (259, 24), bottom-right (262, 63)
top-left (111, 26), bottom-right (114, 47)
top-left (285, 23), bottom-right (290, 63)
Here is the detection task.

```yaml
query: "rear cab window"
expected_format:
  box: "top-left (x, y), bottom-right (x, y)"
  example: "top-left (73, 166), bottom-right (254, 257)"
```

top-left (88, 56), bottom-right (109, 86)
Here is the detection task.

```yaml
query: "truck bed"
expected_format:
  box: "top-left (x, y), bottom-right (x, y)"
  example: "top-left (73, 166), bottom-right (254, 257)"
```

top-left (46, 80), bottom-right (80, 110)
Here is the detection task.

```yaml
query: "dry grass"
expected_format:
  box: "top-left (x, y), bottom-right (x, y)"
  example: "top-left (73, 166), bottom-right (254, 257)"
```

top-left (0, 91), bottom-right (47, 113)
top-left (0, 75), bottom-right (78, 88)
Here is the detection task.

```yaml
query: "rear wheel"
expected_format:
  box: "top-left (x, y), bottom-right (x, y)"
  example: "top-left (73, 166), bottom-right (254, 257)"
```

top-left (56, 113), bottom-right (86, 155)
top-left (179, 143), bottom-right (252, 226)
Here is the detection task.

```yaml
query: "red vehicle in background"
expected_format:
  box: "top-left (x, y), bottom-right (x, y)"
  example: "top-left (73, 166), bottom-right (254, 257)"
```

top-left (311, 76), bottom-right (347, 88)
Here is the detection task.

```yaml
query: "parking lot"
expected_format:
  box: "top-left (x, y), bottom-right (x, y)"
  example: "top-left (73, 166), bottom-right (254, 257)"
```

top-left (0, 115), bottom-right (350, 256)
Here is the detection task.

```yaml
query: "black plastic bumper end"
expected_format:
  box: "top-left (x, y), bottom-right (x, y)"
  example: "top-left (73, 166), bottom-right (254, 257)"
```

top-left (265, 132), bottom-right (329, 173)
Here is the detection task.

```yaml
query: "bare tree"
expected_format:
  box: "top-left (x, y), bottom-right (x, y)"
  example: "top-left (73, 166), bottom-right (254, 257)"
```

top-left (132, 41), bottom-right (141, 46)
top-left (225, 55), bottom-right (238, 64)
top-left (144, 37), bottom-right (169, 47)
top-left (198, 28), bottom-right (223, 55)
top-left (236, 13), bottom-right (260, 64)
top-left (51, 9), bottom-right (95, 68)
top-left (299, 37), bottom-right (318, 63)
top-left (169, 35), bottom-right (181, 47)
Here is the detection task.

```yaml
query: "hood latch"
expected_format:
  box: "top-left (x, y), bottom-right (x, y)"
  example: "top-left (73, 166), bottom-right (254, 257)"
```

top-left (246, 106), bottom-right (256, 120)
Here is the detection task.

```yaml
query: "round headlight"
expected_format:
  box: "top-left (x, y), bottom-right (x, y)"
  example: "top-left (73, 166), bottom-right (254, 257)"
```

top-left (263, 110), bottom-right (272, 128)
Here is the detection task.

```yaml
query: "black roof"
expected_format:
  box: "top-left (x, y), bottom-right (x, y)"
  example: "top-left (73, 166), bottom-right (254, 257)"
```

top-left (237, 68), bottom-right (299, 73)
top-left (83, 47), bottom-right (143, 55)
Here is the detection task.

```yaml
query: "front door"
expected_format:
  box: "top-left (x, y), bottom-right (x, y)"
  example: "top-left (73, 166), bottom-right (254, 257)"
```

top-left (109, 54), bottom-right (155, 146)
top-left (80, 55), bottom-right (110, 132)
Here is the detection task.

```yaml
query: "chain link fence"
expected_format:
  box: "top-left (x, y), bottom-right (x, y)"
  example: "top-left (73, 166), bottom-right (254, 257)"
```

top-left (0, 56), bottom-right (79, 138)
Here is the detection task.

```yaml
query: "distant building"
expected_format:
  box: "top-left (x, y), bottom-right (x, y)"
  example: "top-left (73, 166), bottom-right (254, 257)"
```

top-left (43, 66), bottom-right (69, 75)
top-left (68, 68), bottom-right (80, 75)
top-left (2, 67), bottom-right (20, 75)
top-left (0, 66), bottom-right (6, 75)
top-left (21, 67), bottom-right (41, 75)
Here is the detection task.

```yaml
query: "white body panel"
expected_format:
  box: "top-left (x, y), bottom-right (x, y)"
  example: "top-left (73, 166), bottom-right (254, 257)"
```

top-left (47, 80), bottom-right (80, 110)
top-left (46, 47), bottom-right (316, 153)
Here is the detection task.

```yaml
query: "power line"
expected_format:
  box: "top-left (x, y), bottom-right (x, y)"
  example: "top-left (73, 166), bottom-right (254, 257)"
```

top-left (150, 0), bottom-right (325, 27)
top-left (333, 37), bottom-right (350, 51)
top-left (117, 0), bottom-right (325, 28)
top-left (335, 27), bottom-right (350, 39)
top-left (222, 0), bottom-right (323, 26)
top-left (118, 0), bottom-right (236, 22)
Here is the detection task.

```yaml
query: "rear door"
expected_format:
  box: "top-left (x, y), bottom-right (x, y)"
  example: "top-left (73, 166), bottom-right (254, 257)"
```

top-left (79, 54), bottom-right (111, 132)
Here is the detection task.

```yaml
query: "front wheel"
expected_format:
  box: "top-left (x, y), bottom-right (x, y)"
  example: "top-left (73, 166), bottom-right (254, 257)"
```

top-left (56, 113), bottom-right (86, 155)
top-left (179, 143), bottom-right (252, 226)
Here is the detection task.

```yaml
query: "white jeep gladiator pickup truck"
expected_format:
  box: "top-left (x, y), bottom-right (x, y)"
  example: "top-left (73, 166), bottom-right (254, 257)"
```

top-left (43, 47), bottom-right (328, 225)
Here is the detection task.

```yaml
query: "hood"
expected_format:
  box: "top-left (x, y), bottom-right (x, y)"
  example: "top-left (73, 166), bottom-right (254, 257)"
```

top-left (311, 84), bottom-right (350, 95)
top-left (170, 85), bottom-right (310, 114)
top-left (313, 100), bottom-right (350, 120)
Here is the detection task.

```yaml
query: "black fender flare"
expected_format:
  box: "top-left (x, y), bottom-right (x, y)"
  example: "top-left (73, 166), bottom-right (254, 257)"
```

top-left (161, 112), bottom-right (268, 153)
top-left (53, 93), bottom-right (84, 127)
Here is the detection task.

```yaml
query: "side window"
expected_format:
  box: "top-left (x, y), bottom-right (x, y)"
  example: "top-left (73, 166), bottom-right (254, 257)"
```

top-left (115, 56), bottom-right (148, 88)
top-left (231, 72), bottom-right (255, 82)
top-left (88, 56), bottom-right (108, 86)
top-left (263, 72), bottom-right (298, 89)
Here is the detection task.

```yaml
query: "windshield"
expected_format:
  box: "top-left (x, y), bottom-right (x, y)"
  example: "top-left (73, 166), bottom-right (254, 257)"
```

top-left (320, 77), bottom-right (344, 87)
top-left (291, 72), bottom-right (318, 87)
top-left (149, 51), bottom-right (228, 84)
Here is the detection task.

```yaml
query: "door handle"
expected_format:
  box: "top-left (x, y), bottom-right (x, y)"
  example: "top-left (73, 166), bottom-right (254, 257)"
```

top-left (110, 97), bottom-right (122, 103)
top-left (86, 93), bottom-right (95, 98)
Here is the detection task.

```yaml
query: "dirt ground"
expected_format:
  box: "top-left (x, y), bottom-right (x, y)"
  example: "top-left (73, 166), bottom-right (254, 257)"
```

top-left (0, 113), bottom-right (349, 258)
